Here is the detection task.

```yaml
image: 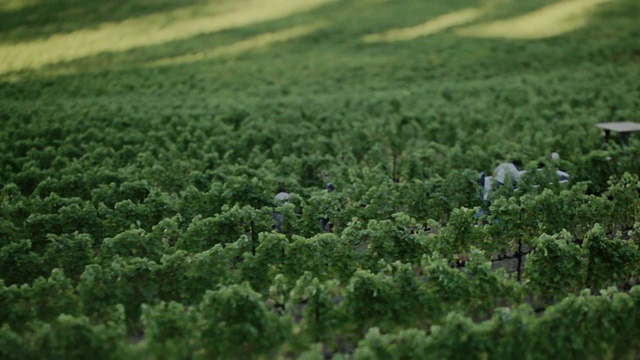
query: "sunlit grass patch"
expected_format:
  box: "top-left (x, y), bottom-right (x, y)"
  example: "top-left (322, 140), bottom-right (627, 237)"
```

top-left (457, 0), bottom-right (612, 39)
top-left (0, 0), bottom-right (35, 12)
top-left (0, 0), bottom-right (334, 75)
top-left (149, 23), bottom-right (327, 67)
top-left (363, 8), bottom-right (484, 42)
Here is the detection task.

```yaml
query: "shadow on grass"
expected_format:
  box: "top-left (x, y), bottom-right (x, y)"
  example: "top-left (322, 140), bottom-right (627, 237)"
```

top-left (0, 0), bottom-right (208, 43)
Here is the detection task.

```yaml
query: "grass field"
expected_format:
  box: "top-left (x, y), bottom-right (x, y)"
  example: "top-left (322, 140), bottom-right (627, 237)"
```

top-left (2, 0), bottom-right (638, 162)
top-left (1, 0), bottom-right (640, 358)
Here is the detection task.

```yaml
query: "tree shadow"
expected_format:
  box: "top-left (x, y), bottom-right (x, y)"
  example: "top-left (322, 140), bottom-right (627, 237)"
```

top-left (0, 0), bottom-right (208, 43)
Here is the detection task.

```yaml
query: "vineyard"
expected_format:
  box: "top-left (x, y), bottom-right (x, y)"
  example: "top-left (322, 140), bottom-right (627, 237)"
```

top-left (1, 0), bottom-right (640, 358)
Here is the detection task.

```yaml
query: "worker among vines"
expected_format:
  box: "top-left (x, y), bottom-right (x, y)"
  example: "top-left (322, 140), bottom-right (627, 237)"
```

top-left (318, 182), bottom-right (336, 232)
top-left (314, 182), bottom-right (340, 233)
top-left (272, 186), bottom-right (290, 233)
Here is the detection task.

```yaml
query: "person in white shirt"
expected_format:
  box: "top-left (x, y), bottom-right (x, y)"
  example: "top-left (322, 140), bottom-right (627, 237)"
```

top-left (272, 187), bottom-right (290, 232)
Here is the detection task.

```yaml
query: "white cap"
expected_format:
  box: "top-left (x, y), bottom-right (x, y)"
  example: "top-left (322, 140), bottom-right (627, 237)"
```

top-left (551, 152), bottom-right (560, 161)
top-left (274, 192), bottom-right (291, 201)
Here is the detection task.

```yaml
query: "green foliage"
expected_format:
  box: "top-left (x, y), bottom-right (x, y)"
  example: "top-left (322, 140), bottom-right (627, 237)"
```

top-left (302, 187), bottom-right (345, 235)
top-left (575, 193), bottom-right (614, 238)
top-left (43, 233), bottom-right (94, 280)
top-left (350, 287), bottom-right (640, 359)
top-left (29, 314), bottom-right (125, 360)
top-left (343, 270), bottom-right (400, 330)
top-left (0, 282), bottom-right (35, 330)
top-left (284, 234), bottom-right (339, 283)
top-left (140, 301), bottom-right (198, 359)
top-left (28, 269), bottom-right (79, 323)
top-left (109, 257), bottom-right (160, 331)
top-left (385, 261), bottom-right (438, 326)
top-left (603, 172), bottom-right (640, 229)
top-left (77, 264), bottom-right (116, 320)
top-left (100, 229), bottom-right (162, 262)
top-left (198, 283), bottom-right (286, 358)
top-left (177, 204), bottom-right (272, 252)
top-left (428, 312), bottom-right (485, 359)
top-left (0, 269), bottom-right (78, 331)
top-left (182, 245), bottom-right (236, 301)
top-left (463, 249), bottom-right (525, 314)
top-left (240, 232), bottom-right (289, 293)
top-left (531, 288), bottom-right (638, 359)
top-left (583, 224), bottom-right (639, 290)
top-left (440, 169), bottom-right (485, 212)
top-left (297, 343), bottom-right (326, 360)
top-left (0, 324), bottom-right (27, 360)
top-left (420, 254), bottom-right (472, 312)
top-left (0, 239), bottom-right (44, 285)
top-left (526, 231), bottom-right (587, 303)
top-left (478, 305), bottom-right (536, 359)
top-left (146, 213), bottom-right (184, 248)
top-left (486, 196), bottom-right (535, 252)
top-left (287, 272), bottom-right (341, 346)
top-left (437, 207), bottom-right (487, 258)
top-left (1, 0), bottom-right (640, 357)
top-left (524, 187), bottom-right (585, 236)
top-left (273, 198), bottom-right (303, 237)
top-left (352, 328), bottom-right (414, 360)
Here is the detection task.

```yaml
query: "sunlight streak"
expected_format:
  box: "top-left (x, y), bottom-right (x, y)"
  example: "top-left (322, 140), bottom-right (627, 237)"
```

top-left (0, 0), bottom-right (334, 75)
top-left (363, 8), bottom-right (484, 42)
top-left (149, 23), bottom-right (326, 66)
top-left (457, 0), bottom-right (611, 39)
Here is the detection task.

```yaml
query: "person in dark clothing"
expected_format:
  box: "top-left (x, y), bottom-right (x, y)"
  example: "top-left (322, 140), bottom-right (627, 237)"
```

top-left (318, 183), bottom-right (336, 232)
